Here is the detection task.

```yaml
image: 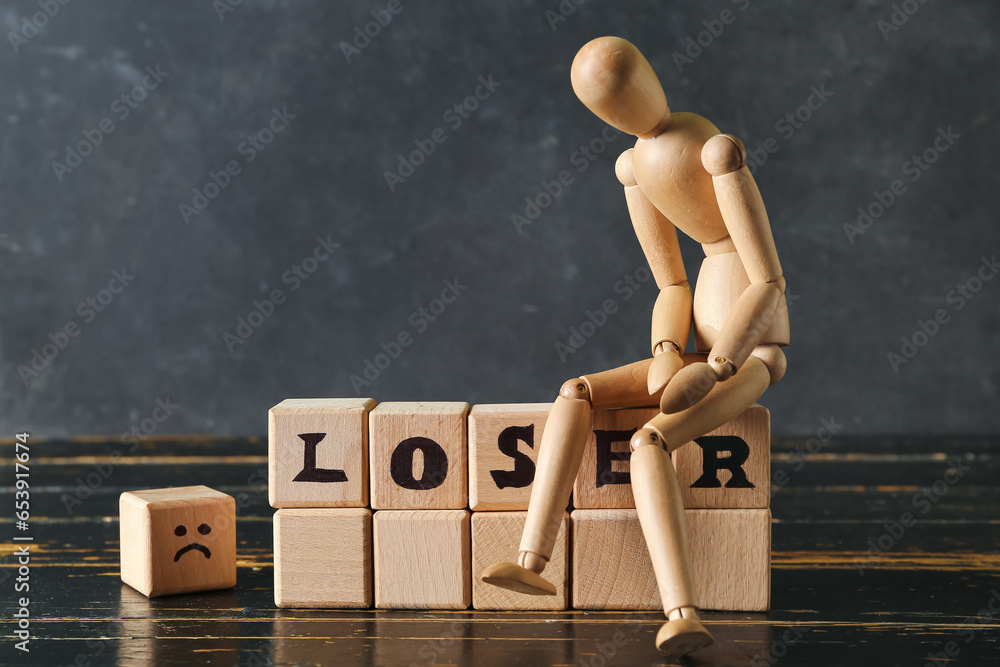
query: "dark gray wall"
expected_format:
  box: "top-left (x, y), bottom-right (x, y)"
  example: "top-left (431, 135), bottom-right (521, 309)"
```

top-left (3, 0), bottom-right (998, 438)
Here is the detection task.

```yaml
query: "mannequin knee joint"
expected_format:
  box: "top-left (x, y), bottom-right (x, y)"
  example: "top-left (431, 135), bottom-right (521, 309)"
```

top-left (559, 378), bottom-right (591, 402)
top-left (630, 427), bottom-right (667, 453)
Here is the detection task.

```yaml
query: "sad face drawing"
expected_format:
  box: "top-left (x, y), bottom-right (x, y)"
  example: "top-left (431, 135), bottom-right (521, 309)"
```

top-left (173, 522), bottom-right (213, 561)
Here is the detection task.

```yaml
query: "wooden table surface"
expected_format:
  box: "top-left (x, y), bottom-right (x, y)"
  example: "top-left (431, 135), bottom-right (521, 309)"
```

top-left (1, 435), bottom-right (997, 666)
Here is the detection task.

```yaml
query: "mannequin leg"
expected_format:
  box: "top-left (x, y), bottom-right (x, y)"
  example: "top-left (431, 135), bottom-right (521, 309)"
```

top-left (480, 358), bottom-right (656, 594)
top-left (631, 355), bottom-right (770, 655)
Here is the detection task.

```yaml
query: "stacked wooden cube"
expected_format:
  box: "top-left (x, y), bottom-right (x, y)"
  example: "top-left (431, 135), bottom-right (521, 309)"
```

top-left (270, 398), bottom-right (770, 611)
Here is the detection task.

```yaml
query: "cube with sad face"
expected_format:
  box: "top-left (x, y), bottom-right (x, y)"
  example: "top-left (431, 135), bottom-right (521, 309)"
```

top-left (120, 486), bottom-right (237, 598)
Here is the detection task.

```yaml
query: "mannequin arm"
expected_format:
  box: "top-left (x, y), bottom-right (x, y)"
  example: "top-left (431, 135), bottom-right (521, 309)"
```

top-left (617, 148), bottom-right (691, 393)
top-left (702, 133), bottom-right (784, 379)
top-left (659, 134), bottom-right (785, 413)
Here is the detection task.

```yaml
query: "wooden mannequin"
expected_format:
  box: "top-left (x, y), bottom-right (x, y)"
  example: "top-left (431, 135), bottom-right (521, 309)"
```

top-left (480, 36), bottom-right (789, 658)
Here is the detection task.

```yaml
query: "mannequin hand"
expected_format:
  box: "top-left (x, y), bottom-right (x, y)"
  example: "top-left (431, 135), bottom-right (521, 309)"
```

top-left (659, 362), bottom-right (723, 414)
top-left (647, 348), bottom-right (684, 395)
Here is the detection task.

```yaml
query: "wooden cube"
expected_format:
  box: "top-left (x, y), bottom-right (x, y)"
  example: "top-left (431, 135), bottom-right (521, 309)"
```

top-left (119, 486), bottom-right (236, 598)
top-left (471, 511), bottom-right (568, 610)
top-left (573, 405), bottom-right (771, 509)
top-left (273, 508), bottom-right (373, 608)
top-left (373, 510), bottom-right (470, 609)
top-left (573, 407), bottom-right (659, 509)
top-left (674, 404), bottom-right (770, 508)
top-left (369, 402), bottom-right (469, 510)
top-left (268, 398), bottom-right (375, 508)
top-left (571, 508), bottom-right (770, 611)
top-left (468, 403), bottom-right (551, 511)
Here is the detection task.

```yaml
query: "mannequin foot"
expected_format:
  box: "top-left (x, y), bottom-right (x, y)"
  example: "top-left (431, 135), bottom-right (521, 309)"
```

top-left (480, 551), bottom-right (556, 596)
top-left (480, 562), bottom-right (556, 595)
top-left (655, 608), bottom-right (714, 658)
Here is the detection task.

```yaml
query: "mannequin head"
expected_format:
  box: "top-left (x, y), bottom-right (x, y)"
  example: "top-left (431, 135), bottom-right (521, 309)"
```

top-left (571, 37), bottom-right (670, 138)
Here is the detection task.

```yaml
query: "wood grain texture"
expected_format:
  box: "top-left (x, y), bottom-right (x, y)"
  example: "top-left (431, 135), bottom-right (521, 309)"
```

top-left (6, 435), bottom-right (1000, 666)
top-left (571, 508), bottom-right (770, 611)
top-left (573, 407), bottom-right (660, 509)
top-left (119, 485), bottom-right (236, 598)
top-left (471, 511), bottom-right (569, 610)
top-left (273, 508), bottom-right (373, 608)
top-left (373, 509), bottom-right (471, 609)
top-left (268, 398), bottom-right (375, 508)
top-left (369, 402), bottom-right (469, 510)
top-left (468, 403), bottom-right (551, 511)
top-left (674, 404), bottom-right (770, 508)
